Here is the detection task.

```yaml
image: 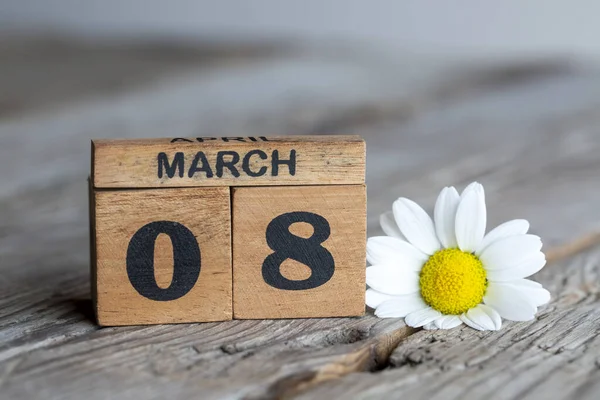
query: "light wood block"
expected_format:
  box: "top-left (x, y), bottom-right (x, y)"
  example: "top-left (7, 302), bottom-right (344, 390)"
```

top-left (92, 187), bottom-right (232, 326)
top-left (92, 136), bottom-right (365, 188)
top-left (232, 185), bottom-right (366, 319)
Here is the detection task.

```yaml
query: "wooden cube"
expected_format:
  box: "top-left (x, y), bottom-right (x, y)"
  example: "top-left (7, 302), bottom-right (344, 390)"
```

top-left (91, 136), bottom-right (366, 325)
top-left (92, 136), bottom-right (365, 188)
top-left (91, 187), bottom-right (232, 326)
top-left (232, 185), bottom-right (367, 319)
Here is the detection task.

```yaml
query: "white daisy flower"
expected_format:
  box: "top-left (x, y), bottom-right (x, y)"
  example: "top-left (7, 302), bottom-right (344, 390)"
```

top-left (366, 182), bottom-right (550, 331)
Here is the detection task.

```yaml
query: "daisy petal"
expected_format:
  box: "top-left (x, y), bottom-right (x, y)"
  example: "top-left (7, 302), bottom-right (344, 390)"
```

top-left (460, 305), bottom-right (501, 331)
top-left (380, 211), bottom-right (406, 240)
top-left (374, 294), bottom-right (429, 318)
top-left (366, 288), bottom-right (397, 309)
top-left (366, 236), bottom-right (428, 271)
top-left (484, 282), bottom-right (537, 321)
top-left (405, 307), bottom-right (442, 328)
top-left (470, 304), bottom-right (502, 331)
top-left (460, 313), bottom-right (485, 331)
top-left (434, 315), bottom-right (463, 330)
top-left (494, 280), bottom-right (550, 307)
top-left (510, 278), bottom-right (542, 288)
top-left (479, 234), bottom-right (543, 271)
top-left (393, 198), bottom-right (441, 255)
top-left (434, 186), bottom-right (460, 248)
top-left (423, 322), bottom-right (438, 330)
top-left (486, 252), bottom-right (546, 281)
top-left (475, 219), bottom-right (530, 255)
top-left (455, 182), bottom-right (486, 252)
top-left (461, 303), bottom-right (501, 331)
top-left (366, 265), bottom-right (420, 295)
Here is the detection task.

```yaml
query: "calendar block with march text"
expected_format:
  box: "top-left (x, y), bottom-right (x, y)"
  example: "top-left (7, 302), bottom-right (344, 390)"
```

top-left (90, 135), bottom-right (366, 326)
top-left (92, 136), bottom-right (365, 188)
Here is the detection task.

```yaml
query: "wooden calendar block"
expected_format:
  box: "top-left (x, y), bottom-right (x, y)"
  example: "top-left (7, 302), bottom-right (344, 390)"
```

top-left (91, 187), bottom-right (232, 326)
top-left (231, 185), bottom-right (367, 319)
top-left (92, 136), bottom-right (365, 188)
top-left (90, 135), bottom-right (366, 325)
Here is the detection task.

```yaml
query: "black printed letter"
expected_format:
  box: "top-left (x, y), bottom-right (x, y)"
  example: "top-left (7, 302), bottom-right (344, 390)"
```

top-left (158, 152), bottom-right (184, 178)
top-left (242, 150), bottom-right (268, 177)
top-left (188, 151), bottom-right (213, 178)
top-left (216, 151), bottom-right (241, 177)
top-left (271, 150), bottom-right (296, 176)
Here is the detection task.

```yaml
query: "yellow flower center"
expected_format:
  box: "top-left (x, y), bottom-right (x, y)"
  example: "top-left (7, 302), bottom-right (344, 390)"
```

top-left (419, 248), bottom-right (487, 315)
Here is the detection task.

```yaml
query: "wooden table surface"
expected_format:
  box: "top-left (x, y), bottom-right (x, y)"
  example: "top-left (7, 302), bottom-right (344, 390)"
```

top-left (2, 38), bottom-right (600, 400)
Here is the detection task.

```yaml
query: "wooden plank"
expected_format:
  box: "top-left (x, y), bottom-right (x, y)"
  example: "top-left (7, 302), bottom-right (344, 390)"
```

top-left (92, 136), bottom-right (366, 188)
top-left (1, 316), bottom-right (412, 400)
top-left (2, 39), bottom-right (600, 400)
top-left (293, 245), bottom-right (600, 400)
top-left (232, 185), bottom-right (367, 319)
top-left (93, 187), bottom-right (232, 325)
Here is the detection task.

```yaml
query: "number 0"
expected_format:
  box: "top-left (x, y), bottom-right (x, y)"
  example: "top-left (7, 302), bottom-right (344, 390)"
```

top-left (126, 221), bottom-right (201, 301)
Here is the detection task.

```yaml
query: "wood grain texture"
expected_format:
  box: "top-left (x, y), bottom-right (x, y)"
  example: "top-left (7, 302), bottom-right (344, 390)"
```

top-left (2, 37), bottom-right (600, 400)
top-left (92, 136), bottom-right (366, 188)
top-left (294, 245), bottom-right (600, 400)
top-left (232, 185), bottom-right (367, 319)
top-left (93, 187), bottom-right (232, 325)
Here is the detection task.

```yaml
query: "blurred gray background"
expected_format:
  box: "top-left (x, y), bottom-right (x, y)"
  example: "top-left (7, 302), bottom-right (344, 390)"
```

top-left (2, 0), bottom-right (600, 58)
top-left (3, 2), bottom-right (600, 399)
top-left (1, 0), bottom-right (599, 235)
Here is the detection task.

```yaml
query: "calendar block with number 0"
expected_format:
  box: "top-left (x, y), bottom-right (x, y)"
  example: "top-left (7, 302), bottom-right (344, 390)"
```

top-left (90, 136), bottom-right (366, 326)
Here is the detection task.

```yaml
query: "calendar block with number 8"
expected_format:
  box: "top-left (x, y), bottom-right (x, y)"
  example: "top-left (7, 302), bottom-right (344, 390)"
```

top-left (91, 136), bottom-right (366, 325)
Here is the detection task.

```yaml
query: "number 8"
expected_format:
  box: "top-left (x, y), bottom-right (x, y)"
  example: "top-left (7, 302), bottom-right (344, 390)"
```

top-left (262, 212), bottom-right (335, 290)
